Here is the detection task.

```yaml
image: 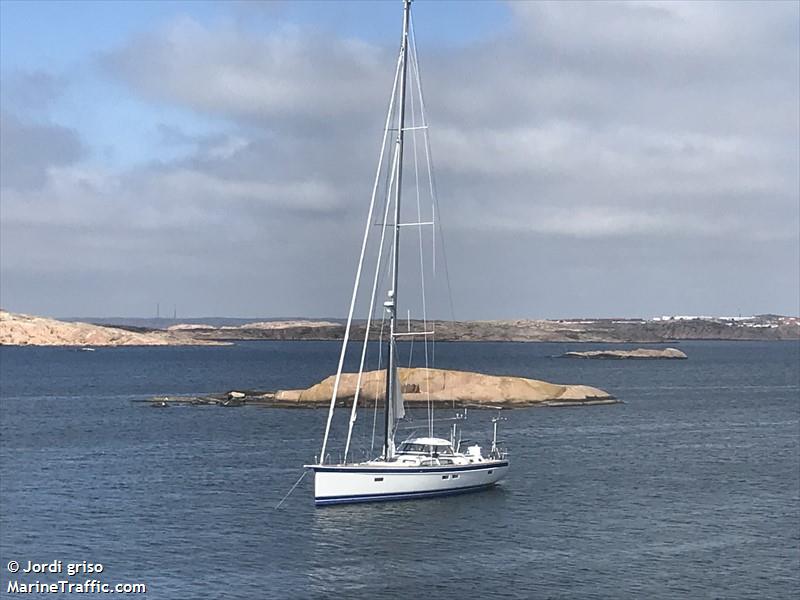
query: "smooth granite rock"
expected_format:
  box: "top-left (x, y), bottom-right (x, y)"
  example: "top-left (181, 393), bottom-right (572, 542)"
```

top-left (277, 367), bottom-right (616, 407)
top-left (561, 347), bottom-right (688, 359)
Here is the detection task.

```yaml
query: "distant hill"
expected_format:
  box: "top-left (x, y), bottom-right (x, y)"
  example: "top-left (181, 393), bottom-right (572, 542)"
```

top-left (0, 311), bottom-right (223, 346)
top-left (161, 316), bottom-right (799, 343)
top-left (60, 316), bottom-right (345, 329)
top-left (7, 312), bottom-right (797, 345)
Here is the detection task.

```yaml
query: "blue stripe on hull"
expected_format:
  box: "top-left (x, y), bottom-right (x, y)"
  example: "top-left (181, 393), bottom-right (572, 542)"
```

top-left (315, 482), bottom-right (498, 506)
top-left (311, 461), bottom-right (508, 475)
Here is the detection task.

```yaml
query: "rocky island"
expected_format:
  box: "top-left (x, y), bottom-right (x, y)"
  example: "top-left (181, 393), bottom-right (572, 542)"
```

top-left (148, 367), bottom-right (618, 408)
top-left (0, 310), bottom-right (223, 346)
top-left (562, 347), bottom-right (688, 359)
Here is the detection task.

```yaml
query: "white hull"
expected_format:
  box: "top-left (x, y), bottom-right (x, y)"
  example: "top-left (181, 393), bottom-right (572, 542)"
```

top-left (309, 460), bottom-right (509, 506)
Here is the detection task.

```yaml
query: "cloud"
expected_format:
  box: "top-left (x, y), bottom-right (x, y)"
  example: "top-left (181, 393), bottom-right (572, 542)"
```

top-left (434, 121), bottom-right (796, 241)
top-left (0, 111), bottom-right (84, 190)
top-left (102, 18), bottom-right (389, 125)
top-left (1, 1), bottom-right (797, 317)
top-left (0, 70), bottom-right (67, 113)
top-left (3, 163), bottom-right (344, 232)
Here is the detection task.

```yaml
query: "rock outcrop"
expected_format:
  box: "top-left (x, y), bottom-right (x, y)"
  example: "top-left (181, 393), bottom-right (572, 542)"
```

top-left (276, 367), bottom-right (616, 407)
top-left (0, 310), bottom-right (223, 346)
top-left (167, 320), bottom-right (340, 332)
top-left (561, 347), bottom-right (687, 359)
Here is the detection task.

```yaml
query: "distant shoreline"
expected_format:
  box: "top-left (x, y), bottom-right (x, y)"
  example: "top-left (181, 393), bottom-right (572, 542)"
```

top-left (158, 316), bottom-right (799, 344)
top-left (2, 310), bottom-right (797, 346)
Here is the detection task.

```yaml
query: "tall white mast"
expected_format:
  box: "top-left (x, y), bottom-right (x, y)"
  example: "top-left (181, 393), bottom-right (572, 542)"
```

top-left (384, 0), bottom-right (411, 459)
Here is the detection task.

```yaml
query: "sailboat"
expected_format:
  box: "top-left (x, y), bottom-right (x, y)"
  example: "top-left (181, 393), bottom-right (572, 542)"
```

top-left (305, 0), bottom-right (509, 506)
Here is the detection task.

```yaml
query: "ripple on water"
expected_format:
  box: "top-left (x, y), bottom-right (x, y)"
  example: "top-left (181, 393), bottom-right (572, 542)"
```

top-left (0, 341), bottom-right (798, 599)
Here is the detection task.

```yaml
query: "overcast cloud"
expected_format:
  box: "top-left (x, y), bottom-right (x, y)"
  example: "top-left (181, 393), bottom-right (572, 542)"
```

top-left (1, 0), bottom-right (797, 319)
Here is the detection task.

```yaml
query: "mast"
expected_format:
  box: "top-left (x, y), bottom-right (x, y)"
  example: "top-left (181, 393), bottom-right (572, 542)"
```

top-left (384, 0), bottom-right (411, 460)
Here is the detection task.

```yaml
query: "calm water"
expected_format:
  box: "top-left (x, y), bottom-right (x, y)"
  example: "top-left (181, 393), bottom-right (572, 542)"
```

top-left (1, 341), bottom-right (798, 599)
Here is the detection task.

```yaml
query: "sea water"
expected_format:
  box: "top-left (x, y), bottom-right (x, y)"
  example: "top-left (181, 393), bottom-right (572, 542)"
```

top-left (1, 341), bottom-right (797, 598)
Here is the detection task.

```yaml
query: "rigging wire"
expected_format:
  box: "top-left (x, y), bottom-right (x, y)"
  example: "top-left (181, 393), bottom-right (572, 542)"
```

top-left (318, 48), bottom-right (405, 464)
top-left (326, 6), bottom-right (461, 463)
top-left (409, 17), bottom-right (457, 326)
top-left (343, 137), bottom-right (403, 461)
top-left (366, 176), bottom-right (398, 455)
top-left (409, 15), bottom-right (435, 437)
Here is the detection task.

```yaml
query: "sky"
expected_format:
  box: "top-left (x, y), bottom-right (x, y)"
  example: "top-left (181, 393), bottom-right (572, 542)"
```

top-left (0, 0), bottom-right (798, 320)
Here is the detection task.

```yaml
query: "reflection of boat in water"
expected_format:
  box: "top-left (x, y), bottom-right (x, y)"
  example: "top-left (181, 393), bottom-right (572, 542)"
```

top-left (305, 0), bottom-right (508, 506)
